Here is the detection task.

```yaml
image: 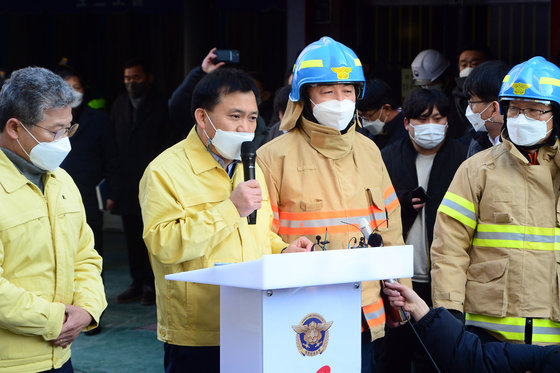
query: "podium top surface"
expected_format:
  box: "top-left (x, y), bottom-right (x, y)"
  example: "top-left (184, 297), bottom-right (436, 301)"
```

top-left (165, 245), bottom-right (413, 290)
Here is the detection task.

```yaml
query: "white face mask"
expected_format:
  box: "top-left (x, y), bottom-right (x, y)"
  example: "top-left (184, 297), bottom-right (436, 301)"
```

top-left (409, 123), bottom-right (447, 149)
top-left (361, 108), bottom-right (385, 135)
top-left (203, 111), bottom-right (255, 161)
top-left (17, 124), bottom-right (72, 171)
top-left (311, 99), bottom-right (356, 131)
top-left (72, 91), bottom-right (83, 108)
top-left (465, 103), bottom-right (492, 132)
top-left (506, 115), bottom-right (553, 147)
top-left (459, 67), bottom-right (473, 78)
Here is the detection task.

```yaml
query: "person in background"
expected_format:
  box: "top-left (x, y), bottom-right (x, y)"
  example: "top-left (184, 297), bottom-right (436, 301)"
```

top-left (111, 57), bottom-right (180, 306)
top-left (139, 68), bottom-right (312, 373)
top-left (356, 78), bottom-right (407, 150)
top-left (379, 88), bottom-right (466, 372)
top-left (411, 49), bottom-right (465, 140)
top-left (452, 44), bottom-right (492, 145)
top-left (168, 48), bottom-right (269, 147)
top-left (56, 65), bottom-right (118, 335)
top-left (0, 66), bottom-right (106, 372)
top-left (462, 60), bottom-right (509, 157)
top-left (431, 56), bottom-right (560, 346)
top-left (257, 36), bottom-right (411, 373)
top-left (265, 85), bottom-right (291, 142)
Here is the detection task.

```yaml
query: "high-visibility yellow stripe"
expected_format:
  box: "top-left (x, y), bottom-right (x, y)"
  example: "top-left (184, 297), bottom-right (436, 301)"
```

top-left (503, 75), bottom-right (510, 82)
top-left (443, 192), bottom-right (475, 213)
top-left (476, 224), bottom-right (559, 235)
top-left (300, 59), bottom-right (323, 69)
top-left (439, 205), bottom-right (477, 229)
top-left (472, 238), bottom-right (558, 251)
top-left (466, 313), bottom-right (560, 343)
top-left (438, 192), bottom-right (477, 229)
top-left (473, 224), bottom-right (560, 251)
top-left (354, 58), bottom-right (362, 67)
top-left (540, 77), bottom-right (560, 87)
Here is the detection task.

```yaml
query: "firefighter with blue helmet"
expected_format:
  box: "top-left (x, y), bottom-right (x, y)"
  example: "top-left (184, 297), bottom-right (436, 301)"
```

top-left (432, 56), bottom-right (560, 347)
top-left (257, 36), bottom-right (411, 373)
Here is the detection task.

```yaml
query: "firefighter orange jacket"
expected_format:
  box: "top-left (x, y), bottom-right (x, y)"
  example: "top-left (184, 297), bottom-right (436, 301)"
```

top-left (257, 101), bottom-right (410, 341)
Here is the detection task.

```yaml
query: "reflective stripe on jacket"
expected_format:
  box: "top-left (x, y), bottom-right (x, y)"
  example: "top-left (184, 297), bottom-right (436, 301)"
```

top-left (431, 136), bottom-right (560, 345)
top-left (257, 108), bottom-right (409, 342)
top-left (139, 129), bottom-right (286, 347)
top-left (0, 150), bottom-right (106, 372)
top-left (466, 313), bottom-right (560, 344)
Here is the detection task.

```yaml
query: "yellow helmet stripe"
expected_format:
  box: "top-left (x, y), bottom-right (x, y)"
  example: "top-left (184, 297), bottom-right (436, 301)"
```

top-left (300, 59), bottom-right (324, 69)
top-left (540, 77), bottom-right (560, 88)
top-left (503, 75), bottom-right (510, 83)
top-left (354, 58), bottom-right (362, 67)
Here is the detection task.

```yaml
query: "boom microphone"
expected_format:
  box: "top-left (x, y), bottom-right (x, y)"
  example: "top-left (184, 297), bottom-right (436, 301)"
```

top-left (241, 141), bottom-right (257, 225)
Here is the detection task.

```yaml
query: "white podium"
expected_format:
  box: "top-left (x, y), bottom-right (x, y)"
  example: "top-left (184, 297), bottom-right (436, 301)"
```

top-left (166, 246), bottom-right (413, 373)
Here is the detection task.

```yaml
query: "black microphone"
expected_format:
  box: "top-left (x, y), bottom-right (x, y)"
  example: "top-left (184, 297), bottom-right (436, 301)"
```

top-left (241, 141), bottom-right (257, 225)
top-left (367, 232), bottom-right (384, 248)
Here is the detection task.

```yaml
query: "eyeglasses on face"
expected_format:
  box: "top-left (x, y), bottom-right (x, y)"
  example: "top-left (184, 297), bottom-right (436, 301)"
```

top-left (21, 121), bottom-right (79, 141)
top-left (507, 106), bottom-right (552, 120)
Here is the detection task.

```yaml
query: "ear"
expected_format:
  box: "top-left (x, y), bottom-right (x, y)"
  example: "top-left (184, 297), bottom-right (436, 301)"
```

top-left (403, 117), bottom-right (410, 131)
top-left (4, 118), bottom-right (21, 140)
top-left (147, 73), bottom-right (155, 85)
top-left (194, 108), bottom-right (208, 131)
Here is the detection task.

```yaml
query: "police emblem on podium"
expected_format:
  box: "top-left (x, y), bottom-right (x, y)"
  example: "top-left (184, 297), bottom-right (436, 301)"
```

top-left (292, 313), bottom-right (333, 356)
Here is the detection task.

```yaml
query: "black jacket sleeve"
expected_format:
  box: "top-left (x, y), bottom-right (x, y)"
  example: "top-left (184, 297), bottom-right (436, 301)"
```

top-left (415, 308), bottom-right (547, 373)
top-left (168, 66), bottom-right (206, 137)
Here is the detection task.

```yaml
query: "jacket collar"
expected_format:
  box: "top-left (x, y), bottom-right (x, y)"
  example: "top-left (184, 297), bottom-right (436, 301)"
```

top-left (184, 126), bottom-right (225, 175)
top-left (299, 115), bottom-right (355, 159)
top-left (0, 148), bottom-right (59, 193)
top-left (279, 100), bottom-right (304, 132)
top-left (501, 131), bottom-right (560, 169)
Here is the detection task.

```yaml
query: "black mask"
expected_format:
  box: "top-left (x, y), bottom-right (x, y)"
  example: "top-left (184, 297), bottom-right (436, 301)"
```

top-left (125, 81), bottom-right (148, 98)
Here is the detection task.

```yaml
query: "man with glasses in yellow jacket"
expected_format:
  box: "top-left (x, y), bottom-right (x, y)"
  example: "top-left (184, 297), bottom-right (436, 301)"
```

top-left (0, 67), bottom-right (107, 372)
top-left (431, 56), bottom-right (560, 346)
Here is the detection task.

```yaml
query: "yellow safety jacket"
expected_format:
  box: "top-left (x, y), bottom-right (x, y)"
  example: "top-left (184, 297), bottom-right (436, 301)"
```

top-left (257, 102), bottom-right (409, 341)
top-left (0, 150), bottom-right (106, 372)
top-left (431, 136), bottom-right (560, 344)
top-left (139, 129), bottom-right (286, 347)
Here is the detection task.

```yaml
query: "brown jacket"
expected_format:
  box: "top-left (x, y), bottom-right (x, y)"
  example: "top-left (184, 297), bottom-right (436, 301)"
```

top-left (257, 101), bottom-right (410, 341)
top-left (431, 136), bottom-right (560, 344)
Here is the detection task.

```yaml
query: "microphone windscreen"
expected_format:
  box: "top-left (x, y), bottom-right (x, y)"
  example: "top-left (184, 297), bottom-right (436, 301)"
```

top-left (368, 233), bottom-right (384, 247)
top-left (241, 141), bottom-right (256, 156)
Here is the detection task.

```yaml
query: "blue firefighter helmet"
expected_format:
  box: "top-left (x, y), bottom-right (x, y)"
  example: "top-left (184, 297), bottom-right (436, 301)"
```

top-left (290, 36), bottom-right (365, 102)
top-left (499, 56), bottom-right (560, 112)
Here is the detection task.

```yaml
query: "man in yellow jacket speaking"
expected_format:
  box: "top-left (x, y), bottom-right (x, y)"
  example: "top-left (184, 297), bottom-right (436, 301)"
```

top-left (139, 68), bottom-right (313, 373)
top-left (0, 67), bottom-right (107, 372)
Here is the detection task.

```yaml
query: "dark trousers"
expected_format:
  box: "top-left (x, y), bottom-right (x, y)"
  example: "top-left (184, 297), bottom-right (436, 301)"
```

top-left (164, 343), bottom-right (219, 373)
top-left (122, 214), bottom-right (153, 287)
top-left (362, 331), bottom-right (376, 373)
top-left (39, 359), bottom-right (73, 373)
